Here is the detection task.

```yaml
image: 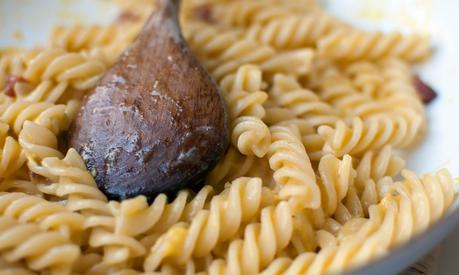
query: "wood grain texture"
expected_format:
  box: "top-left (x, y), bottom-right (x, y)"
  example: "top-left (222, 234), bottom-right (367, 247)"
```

top-left (69, 0), bottom-right (229, 200)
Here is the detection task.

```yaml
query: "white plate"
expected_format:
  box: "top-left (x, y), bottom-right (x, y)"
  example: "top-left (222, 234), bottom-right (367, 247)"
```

top-left (1, 0), bottom-right (459, 274)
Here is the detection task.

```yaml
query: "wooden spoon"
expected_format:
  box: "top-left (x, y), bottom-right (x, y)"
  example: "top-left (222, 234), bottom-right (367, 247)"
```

top-left (69, 0), bottom-right (229, 201)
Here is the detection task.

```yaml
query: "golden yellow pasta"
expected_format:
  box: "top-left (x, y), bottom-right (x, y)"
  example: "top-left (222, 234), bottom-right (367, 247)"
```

top-left (318, 29), bottom-right (431, 63)
top-left (22, 48), bottom-right (107, 90)
top-left (0, 122), bottom-right (25, 180)
top-left (143, 177), bottom-right (268, 270)
top-left (270, 73), bottom-right (340, 127)
top-left (245, 14), bottom-right (342, 50)
top-left (268, 125), bottom-right (319, 211)
top-left (318, 116), bottom-right (423, 157)
top-left (204, 201), bottom-right (293, 274)
top-left (0, 0), bottom-right (454, 274)
top-left (0, 192), bottom-right (85, 240)
top-left (0, 216), bottom-right (80, 274)
top-left (260, 170), bottom-right (454, 275)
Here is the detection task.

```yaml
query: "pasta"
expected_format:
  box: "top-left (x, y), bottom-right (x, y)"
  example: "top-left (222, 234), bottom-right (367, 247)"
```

top-left (318, 116), bottom-right (423, 157)
top-left (205, 146), bottom-right (272, 189)
top-left (260, 170), bottom-right (454, 275)
top-left (0, 216), bottom-right (80, 274)
top-left (220, 65), bottom-right (268, 120)
top-left (220, 65), bottom-right (271, 157)
top-left (316, 154), bottom-right (354, 218)
top-left (0, 192), bottom-right (85, 240)
top-left (1, 100), bottom-right (73, 136)
top-left (355, 145), bottom-right (405, 187)
top-left (22, 48), bottom-right (107, 90)
top-left (0, 179), bottom-right (43, 196)
top-left (318, 29), bottom-right (431, 63)
top-left (184, 22), bottom-right (314, 80)
top-left (270, 74), bottom-right (340, 128)
top-left (0, 50), bottom-right (28, 90)
top-left (205, 201), bottom-right (293, 275)
top-left (50, 24), bottom-right (142, 60)
top-left (143, 177), bottom-right (268, 270)
top-left (344, 61), bottom-right (383, 98)
top-left (317, 67), bottom-right (387, 118)
top-left (231, 116), bottom-right (271, 158)
top-left (245, 14), bottom-right (344, 50)
top-left (0, 0), bottom-right (454, 274)
top-left (0, 122), bottom-right (25, 179)
top-left (111, 186), bottom-right (214, 237)
top-left (268, 125), bottom-right (318, 211)
top-left (207, 0), bottom-right (318, 28)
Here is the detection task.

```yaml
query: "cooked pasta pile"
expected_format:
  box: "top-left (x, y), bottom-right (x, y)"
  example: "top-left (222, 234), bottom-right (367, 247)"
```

top-left (0, 0), bottom-right (455, 274)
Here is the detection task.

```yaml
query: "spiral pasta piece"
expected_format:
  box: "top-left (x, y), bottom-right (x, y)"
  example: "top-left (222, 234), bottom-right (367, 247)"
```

top-left (317, 68), bottom-right (387, 119)
top-left (221, 66), bottom-right (268, 120)
top-left (208, 0), bottom-right (307, 27)
top-left (317, 154), bottom-right (355, 217)
top-left (183, 22), bottom-right (243, 60)
top-left (34, 149), bottom-right (143, 266)
top-left (211, 43), bottom-right (314, 80)
top-left (0, 179), bottom-right (42, 197)
top-left (205, 146), bottom-right (271, 189)
top-left (1, 100), bottom-right (74, 136)
top-left (185, 22), bottom-right (314, 80)
top-left (260, 205), bottom-right (393, 275)
top-left (318, 29), bottom-right (431, 63)
top-left (261, 169), bottom-right (454, 275)
top-left (16, 99), bottom-right (81, 182)
top-left (13, 80), bottom-right (73, 104)
top-left (343, 59), bottom-right (425, 119)
top-left (217, 65), bottom-right (272, 157)
top-left (86, 181), bottom-right (251, 268)
top-left (355, 145), bottom-right (405, 187)
top-left (87, 227), bottom-right (146, 266)
top-left (292, 154), bottom-right (359, 235)
top-left (318, 116), bottom-right (423, 157)
top-left (36, 148), bottom-right (110, 215)
top-left (231, 116), bottom-right (271, 158)
top-left (0, 122), bottom-right (26, 179)
top-left (380, 169), bottom-right (455, 237)
top-left (0, 50), bottom-right (28, 90)
top-left (143, 177), bottom-right (266, 270)
top-left (270, 74), bottom-right (340, 127)
top-left (0, 192), bottom-right (85, 240)
top-left (110, 185), bottom-right (214, 237)
top-left (245, 13), bottom-right (343, 49)
top-left (319, 65), bottom-right (425, 146)
top-left (203, 201), bottom-right (293, 275)
top-left (220, 64), bottom-right (264, 98)
top-left (268, 125), bottom-right (319, 211)
top-left (0, 216), bottom-right (80, 274)
top-left (344, 61), bottom-right (384, 97)
top-left (18, 121), bottom-right (65, 175)
top-left (51, 23), bottom-right (141, 52)
top-left (377, 58), bottom-right (425, 113)
top-left (22, 48), bottom-right (106, 90)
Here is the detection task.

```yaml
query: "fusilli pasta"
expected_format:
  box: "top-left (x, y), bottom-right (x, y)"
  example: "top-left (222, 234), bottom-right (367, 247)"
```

top-left (318, 29), bottom-right (431, 63)
top-left (0, 0), bottom-right (454, 273)
top-left (0, 216), bottom-right (80, 274)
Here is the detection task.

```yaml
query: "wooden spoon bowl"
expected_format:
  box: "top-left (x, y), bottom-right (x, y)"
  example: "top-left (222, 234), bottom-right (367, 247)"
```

top-left (69, 0), bottom-right (229, 200)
